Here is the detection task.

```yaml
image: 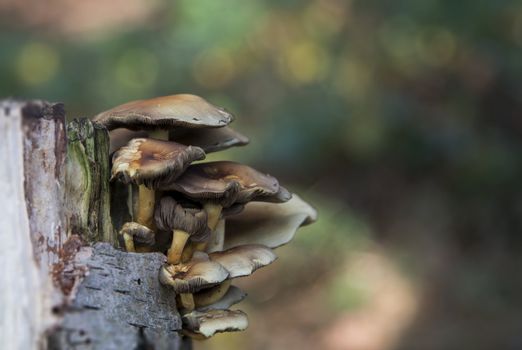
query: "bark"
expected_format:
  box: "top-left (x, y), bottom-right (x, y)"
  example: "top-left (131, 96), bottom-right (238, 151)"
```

top-left (48, 243), bottom-right (182, 350)
top-left (0, 100), bottom-right (183, 349)
top-left (65, 118), bottom-right (114, 244)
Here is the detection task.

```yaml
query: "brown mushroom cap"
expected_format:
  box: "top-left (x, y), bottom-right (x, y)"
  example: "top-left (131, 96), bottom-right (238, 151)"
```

top-left (108, 128), bottom-right (148, 155)
top-left (223, 194), bottom-right (317, 250)
top-left (111, 138), bottom-right (205, 189)
top-left (163, 161), bottom-right (284, 207)
top-left (159, 252), bottom-right (229, 294)
top-left (93, 94), bottom-right (234, 131)
top-left (182, 309), bottom-right (248, 339)
top-left (168, 126), bottom-right (249, 153)
top-left (154, 197), bottom-right (210, 242)
top-left (209, 244), bottom-right (277, 278)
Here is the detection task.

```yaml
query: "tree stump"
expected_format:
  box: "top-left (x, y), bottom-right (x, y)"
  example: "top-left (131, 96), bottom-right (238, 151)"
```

top-left (0, 100), bottom-right (184, 350)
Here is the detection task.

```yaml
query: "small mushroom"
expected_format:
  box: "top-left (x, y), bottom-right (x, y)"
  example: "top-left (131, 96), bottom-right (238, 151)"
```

top-left (112, 138), bottom-right (205, 238)
top-left (223, 194), bottom-right (317, 250)
top-left (93, 94), bottom-right (234, 131)
top-left (209, 244), bottom-right (277, 278)
top-left (154, 197), bottom-right (210, 265)
top-left (169, 126), bottom-right (249, 153)
top-left (118, 222), bottom-right (155, 252)
top-left (112, 138), bottom-right (205, 190)
top-left (158, 251), bottom-right (229, 294)
top-left (164, 161), bottom-right (291, 252)
top-left (182, 309), bottom-right (248, 339)
top-left (186, 245), bottom-right (274, 308)
top-left (195, 285), bottom-right (247, 312)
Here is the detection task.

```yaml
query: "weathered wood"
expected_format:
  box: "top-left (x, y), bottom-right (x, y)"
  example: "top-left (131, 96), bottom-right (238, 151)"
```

top-left (48, 243), bottom-right (182, 350)
top-left (0, 100), bottom-right (68, 349)
top-left (0, 100), bottom-right (183, 349)
top-left (65, 118), bottom-right (115, 244)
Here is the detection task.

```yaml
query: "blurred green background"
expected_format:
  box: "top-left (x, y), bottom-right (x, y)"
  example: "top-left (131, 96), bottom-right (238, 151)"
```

top-left (2, 0), bottom-right (522, 349)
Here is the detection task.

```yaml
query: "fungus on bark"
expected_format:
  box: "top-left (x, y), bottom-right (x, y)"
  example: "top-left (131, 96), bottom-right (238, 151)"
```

top-left (181, 309), bottom-right (248, 340)
top-left (164, 161), bottom-right (292, 253)
top-left (108, 128), bottom-right (148, 155)
top-left (154, 197), bottom-right (210, 265)
top-left (158, 257), bottom-right (228, 294)
top-left (93, 94), bottom-right (234, 131)
top-left (223, 194), bottom-right (317, 250)
top-left (111, 138), bottom-right (205, 249)
top-left (209, 244), bottom-right (277, 278)
top-left (168, 126), bottom-right (249, 153)
top-left (195, 285), bottom-right (247, 312)
top-left (118, 221), bottom-right (155, 253)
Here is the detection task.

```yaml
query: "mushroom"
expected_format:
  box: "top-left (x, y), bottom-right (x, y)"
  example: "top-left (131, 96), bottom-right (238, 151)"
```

top-left (111, 138), bottom-right (205, 244)
top-left (154, 197), bottom-right (210, 265)
top-left (168, 126), bottom-right (249, 153)
top-left (164, 161), bottom-right (292, 252)
top-left (109, 125), bottom-right (248, 155)
top-left (186, 245), bottom-right (275, 308)
top-left (195, 285), bottom-right (247, 312)
top-left (118, 222), bottom-right (155, 252)
top-left (158, 252), bottom-right (229, 294)
top-left (182, 309), bottom-right (248, 340)
top-left (209, 244), bottom-right (277, 278)
top-left (108, 128), bottom-right (148, 155)
top-left (223, 194), bottom-right (317, 250)
top-left (93, 94), bottom-right (234, 131)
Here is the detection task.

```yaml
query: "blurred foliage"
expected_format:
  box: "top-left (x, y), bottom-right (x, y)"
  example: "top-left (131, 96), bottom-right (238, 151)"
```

top-left (1, 0), bottom-right (522, 348)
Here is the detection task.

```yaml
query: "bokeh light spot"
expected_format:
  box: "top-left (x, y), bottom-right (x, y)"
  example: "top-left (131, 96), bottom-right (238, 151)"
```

top-left (16, 42), bottom-right (60, 86)
top-left (115, 49), bottom-right (158, 93)
top-left (333, 58), bottom-right (374, 100)
top-left (278, 40), bottom-right (329, 85)
top-left (416, 28), bottom-right (457, 66)
top-left (193, 48), bottom-right (236, 89)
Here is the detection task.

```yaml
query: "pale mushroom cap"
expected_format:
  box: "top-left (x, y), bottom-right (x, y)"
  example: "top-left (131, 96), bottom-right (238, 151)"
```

top-left (223, 194), bottom-right (317, 250)
top-left (182, 309), bottom-right (248, 338)
top-left (197, 286), bottom-right (247, 312)
top-left (169, 126), bottom-right (249, 153)
top-left (111, 138), bottom-right (205, 189)
top-left (209, 244), bottom-right (277, 278)
top-left (159, 252), bottom-right (229, 294)
top-left (164, 161), bottom-right (281, 207)
top-left (93, 94), bottom-right (234, 131)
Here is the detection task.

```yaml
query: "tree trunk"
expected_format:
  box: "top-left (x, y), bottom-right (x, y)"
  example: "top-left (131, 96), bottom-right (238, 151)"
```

top-left (0, 100), bottom-right (184, 350)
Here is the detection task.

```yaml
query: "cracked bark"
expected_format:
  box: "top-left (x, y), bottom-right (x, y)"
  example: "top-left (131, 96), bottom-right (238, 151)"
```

top-left (0, 100), bottom-right (184, 350)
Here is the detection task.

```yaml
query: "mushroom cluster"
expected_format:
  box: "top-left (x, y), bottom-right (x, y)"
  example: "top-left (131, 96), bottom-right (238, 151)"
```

top-left (94, 94), bottom-right (317, 340)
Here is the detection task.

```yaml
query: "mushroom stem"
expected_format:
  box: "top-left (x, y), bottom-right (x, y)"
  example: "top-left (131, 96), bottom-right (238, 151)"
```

top-left (204, 202), bottom-right (223, 231)
top-left (135, 185), bottom-right (155, 228)
top-left (193, 202), bottom-right (223, 253)
top-left (178, 293), bottom-right (195, 312)
top-left (194, 280), bottom-right (231, 309)
top-left (181, 243), bottom-right (195, 263)
top-left (167, 229), bottom-right (191, 265)
top-left (122, 232), bottom-right (136, 252)
top-left (205, 218), bottom-right (225, 253)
